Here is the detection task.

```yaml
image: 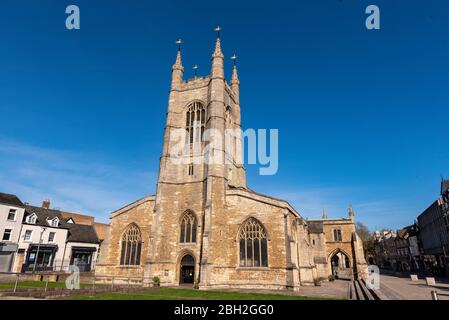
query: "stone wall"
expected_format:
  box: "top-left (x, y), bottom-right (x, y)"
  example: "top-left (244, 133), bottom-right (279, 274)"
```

top-left (95, 197), bottom-right (154, 278)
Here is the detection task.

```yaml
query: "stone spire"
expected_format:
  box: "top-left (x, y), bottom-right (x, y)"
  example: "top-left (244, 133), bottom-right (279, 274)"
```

top-left (231, 64), bottom-right (239, 83)
top-left (171, 39), bottom-right (184, 89)
top-left (211, 27), bottom-right (224, 79)
top-left (348, 205), bottom-right (355, 221)
top-left (174, 49), bottom-right (182, 66)
top-left (230, 54), bottom-right (240, 99)
top-left (213, 38), bottom-right (223, 57)
top-left (322, 209), bottom-right (328, 220)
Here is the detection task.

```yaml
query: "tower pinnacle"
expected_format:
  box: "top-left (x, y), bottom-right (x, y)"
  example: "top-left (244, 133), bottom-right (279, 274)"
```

top-left (348, 205), bottom-right (355, 220)
top-left (230, 54), bottom-right (240, 98)
top-left (173, 39), bottom-right (183, 68)
top-left (230, 54), bottom-right (239, 84)
top-left (212, 26), bottom-right (224, 58)
top-left (171, 38), bottom-right (184, 89)
top-left (322, 209), bottom-right (328, 220)
top-left (211, 27), bottom-right (224, 78)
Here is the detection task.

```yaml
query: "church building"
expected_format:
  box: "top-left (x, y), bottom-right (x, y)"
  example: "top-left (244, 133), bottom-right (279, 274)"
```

top-left (96, 30), bottom-right (367, 290)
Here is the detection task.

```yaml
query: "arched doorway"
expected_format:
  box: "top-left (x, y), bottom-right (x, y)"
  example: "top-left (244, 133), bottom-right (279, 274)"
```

top-left (179, 254), bottom-right (195, 285)
top-left (330, 250), bottom-right (351, 279)
top-left (331, 254), bottom-right (340, 276)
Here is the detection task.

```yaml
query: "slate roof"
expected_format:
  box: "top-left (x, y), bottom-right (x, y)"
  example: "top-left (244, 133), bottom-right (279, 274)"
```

top-left (23, 205), bottom-right (70, 229)
top-left (66, 223), bottom-right (100, 244)
top-left (24, 205), bottom-right (100, 244)
top-left (0, 192), bottom-right (24, 207)
top-left (308, 221), bottom-right (324, 234)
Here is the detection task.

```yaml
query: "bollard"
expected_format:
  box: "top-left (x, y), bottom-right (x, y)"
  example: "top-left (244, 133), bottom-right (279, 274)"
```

top-left (44, 276), bottom-right (49, 292)
top-left (431, 290), bottom-right (439, 300)
top-left (111, 277), bottom-right (114, 290)
top-left (92, 276), bottom-right (96, 291)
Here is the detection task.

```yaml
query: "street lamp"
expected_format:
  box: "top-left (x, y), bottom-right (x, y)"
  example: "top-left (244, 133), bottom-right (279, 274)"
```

top-left (33, 227), bottom-right (46, 272)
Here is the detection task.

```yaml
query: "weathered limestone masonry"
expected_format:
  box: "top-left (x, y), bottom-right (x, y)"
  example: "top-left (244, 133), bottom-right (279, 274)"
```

top-left (95, 34), bottom-right (367, 290)
top-left (308, 209), bottom-right (368, 281)
top-left (96, 196), bottom-right (154, 277)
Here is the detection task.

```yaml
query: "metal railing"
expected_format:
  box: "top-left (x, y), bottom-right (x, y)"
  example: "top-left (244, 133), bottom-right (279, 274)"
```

top-left (0, 272), bottom-right (152, 296)
top-left (431, 290), bottom-right (449, 300)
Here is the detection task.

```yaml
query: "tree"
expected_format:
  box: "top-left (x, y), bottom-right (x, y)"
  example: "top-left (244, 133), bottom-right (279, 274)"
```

top-left (355, 221), bottom-right (374, 257)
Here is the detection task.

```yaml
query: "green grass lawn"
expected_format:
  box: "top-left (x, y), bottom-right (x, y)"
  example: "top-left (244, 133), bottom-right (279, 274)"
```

top-left (73, 287), bottom-right (325, 300)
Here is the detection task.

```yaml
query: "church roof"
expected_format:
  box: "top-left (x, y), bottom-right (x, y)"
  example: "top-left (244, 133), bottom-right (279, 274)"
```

top-left (226, 186), bottom-right (302, 219)
top-left (110, 195), bottom-right (156, 218)
top-left (308, 221), bottom-right (324, 234)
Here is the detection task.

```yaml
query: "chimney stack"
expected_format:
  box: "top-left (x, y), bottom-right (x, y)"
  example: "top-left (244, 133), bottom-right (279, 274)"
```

top-left (42, 199), bottom-right (51, 209)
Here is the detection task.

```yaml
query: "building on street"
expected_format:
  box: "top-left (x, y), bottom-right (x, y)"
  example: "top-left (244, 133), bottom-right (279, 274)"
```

top-left (417, 179), bottom-right (449, 276)
top-left (395, 224), bottom-right (420, 272)
top-left (18, 205), bottom-right (70, 272)
top-left (0, 193), bottom-right (26, 272)
top-left (0, 194), bottom-right (102, 273)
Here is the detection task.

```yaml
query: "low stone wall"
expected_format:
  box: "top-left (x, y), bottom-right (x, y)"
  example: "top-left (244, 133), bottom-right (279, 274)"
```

top-left (0, 285), bottom-right (151, 299)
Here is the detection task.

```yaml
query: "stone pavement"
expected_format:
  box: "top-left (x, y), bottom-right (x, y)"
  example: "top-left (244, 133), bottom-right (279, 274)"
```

top-left (378, 274), bottom-right (449, 300)
top-left (211, 279), bottom-right (349, 300)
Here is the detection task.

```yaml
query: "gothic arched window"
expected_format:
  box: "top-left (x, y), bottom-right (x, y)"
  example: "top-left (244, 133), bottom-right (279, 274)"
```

top-left (120, 224), bottom-right (142, 266)
top-left (185, 102), bottom-right (205, 144)
top-left (238, 218), bottom-right (268, 267)
top-left (180, 211), bottom-right (197, 243)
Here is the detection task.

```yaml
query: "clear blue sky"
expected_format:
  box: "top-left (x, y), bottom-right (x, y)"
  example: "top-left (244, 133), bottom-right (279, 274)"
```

top-left (1, 0), bottom-right (448, 230)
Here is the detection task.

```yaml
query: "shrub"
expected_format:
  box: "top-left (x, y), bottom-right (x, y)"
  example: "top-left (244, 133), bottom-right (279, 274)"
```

top-left (152, 276), bottom-right (160, 286)
top-left (328, 275), bottom-right (336, 282)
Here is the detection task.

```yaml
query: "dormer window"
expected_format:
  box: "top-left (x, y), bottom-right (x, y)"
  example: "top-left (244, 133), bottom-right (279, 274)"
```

top-left (47, 217), bottom-right (59, 227)
top-left (26, 213), bottom-right (37, 224)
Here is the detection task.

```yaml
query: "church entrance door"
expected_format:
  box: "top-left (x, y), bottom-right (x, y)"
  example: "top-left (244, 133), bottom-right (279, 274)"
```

top-left (180, 254), bottom-right (195, 285)
top-left (330, 250), bottom-right (352, 279)
top-left (331, 254), bottom-right (340, 276)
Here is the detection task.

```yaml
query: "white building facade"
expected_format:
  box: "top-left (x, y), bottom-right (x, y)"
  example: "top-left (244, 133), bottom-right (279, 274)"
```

top-left (0, 193), bottom-right (26, 272)
top-left (0, 193), bottom-right (101, 273)
top-left (18, 209), bottom-right (69, 272)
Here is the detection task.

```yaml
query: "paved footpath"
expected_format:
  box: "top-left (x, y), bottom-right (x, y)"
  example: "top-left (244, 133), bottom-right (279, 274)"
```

top-left (378, 274), bottom-right (449, 300)
top-left (217, 280), bottom-right (349, 300)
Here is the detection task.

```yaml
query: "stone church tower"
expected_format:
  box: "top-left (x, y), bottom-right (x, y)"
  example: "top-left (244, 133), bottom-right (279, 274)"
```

top-left (147, 34), bottom-right (246, 286)
top-left (96, 31), bottom-right (367, 290)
